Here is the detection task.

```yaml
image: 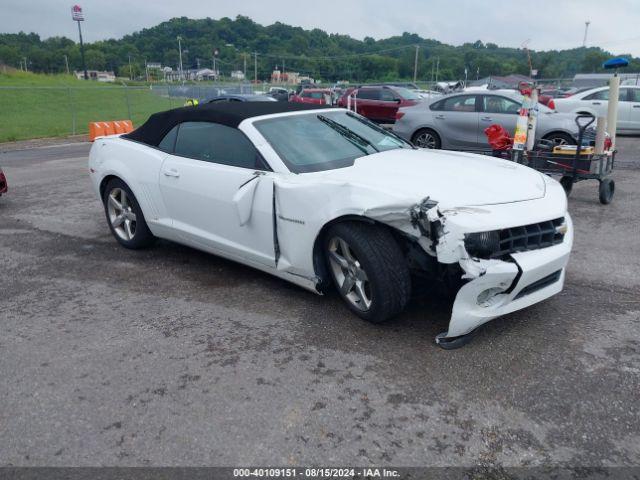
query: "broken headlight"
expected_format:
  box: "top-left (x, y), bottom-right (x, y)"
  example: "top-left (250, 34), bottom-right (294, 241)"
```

top-left (464, 231), bottom-right (500, 259)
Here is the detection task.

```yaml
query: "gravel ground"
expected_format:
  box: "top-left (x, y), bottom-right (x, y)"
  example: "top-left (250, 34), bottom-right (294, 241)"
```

top-left (0, 137), bottom-right (639, 468)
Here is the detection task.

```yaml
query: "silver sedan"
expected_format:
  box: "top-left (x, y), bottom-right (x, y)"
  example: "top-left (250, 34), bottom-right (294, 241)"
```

top-left (393, 90), bottom-right (584, 151)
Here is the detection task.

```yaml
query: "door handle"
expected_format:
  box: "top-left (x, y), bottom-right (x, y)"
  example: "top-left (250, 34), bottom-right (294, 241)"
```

top-left (163, 168), bottom-right (180, 178)
top-left (481, 116), bottom-right (493, 122)
top-left (592, 102), bottom-right (601, 105)
top-left (435, 114), bottom-right (445, 119)
top-left (633, 105), bottom-right (640, 108)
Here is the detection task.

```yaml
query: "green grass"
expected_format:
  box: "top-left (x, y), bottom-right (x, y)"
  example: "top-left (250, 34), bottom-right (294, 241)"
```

top-left (0, 71), bottom-right (185, 142)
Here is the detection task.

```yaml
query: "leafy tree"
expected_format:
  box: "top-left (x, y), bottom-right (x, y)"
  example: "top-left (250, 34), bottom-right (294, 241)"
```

top-left (1, 16), bottom-right (638, 82)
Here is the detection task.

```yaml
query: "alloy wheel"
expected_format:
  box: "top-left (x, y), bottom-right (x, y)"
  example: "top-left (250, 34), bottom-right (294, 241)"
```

top-left (107, 188), bottom-right (137, 241)
top-left (415, 131), bottom-right (437, 149)
top-left (327, 236), bottom-right (372, 311)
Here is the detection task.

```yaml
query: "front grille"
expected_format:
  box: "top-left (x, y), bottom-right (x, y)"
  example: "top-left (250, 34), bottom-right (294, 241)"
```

top-left (465, 217), bottom-right (565, 259)
top-left (514, 270), bottom-right (562, 300)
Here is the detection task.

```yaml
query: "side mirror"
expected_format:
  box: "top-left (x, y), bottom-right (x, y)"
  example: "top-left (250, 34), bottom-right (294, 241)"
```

top-left (395, 98), bottom-right (402, 103)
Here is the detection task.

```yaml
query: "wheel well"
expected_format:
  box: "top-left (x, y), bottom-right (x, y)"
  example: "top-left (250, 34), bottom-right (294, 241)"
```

top-left (99, 174), bottom-right (121, 199)
top-left (312, 215), bottom-right (375, 292)
top-left (311, 215), bottom-right (430, 293)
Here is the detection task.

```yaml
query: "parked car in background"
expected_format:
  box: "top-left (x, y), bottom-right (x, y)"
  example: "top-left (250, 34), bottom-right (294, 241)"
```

top-left (268, 87), bottom-right (291, 102)
top-left (538, 87), bottom-right (596, 106)
top-left (550, 85), bottom-right (640, 133)
top-left (290, 89), bottom-right (332, 105)
top-left (394, 90), bottom-right (588, 151)
top-left (415, 89), bottom-right (443, 100)
top-left (88, 101), bottom-right (573, 347)
top-left (337, 85), bottom-right (421, 123)
top-left (0, 167), bottom-right (7, 197)
top-left (207, 94), bottom-right (277, 103)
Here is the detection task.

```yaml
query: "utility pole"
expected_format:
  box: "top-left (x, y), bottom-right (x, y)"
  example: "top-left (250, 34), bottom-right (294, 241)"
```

top-left (71, 5), bottom-right (87, 79)
top-left (582, 20), bottom-right (591, 47)
top-left (435, 56), bottom-right (440, 83)
top-left (145, 59), bottom-right (149, 83)
top-left (522, 39), bottom-right (533, 78)
top-left (243, 53), bottom-right (247, 78)
top-left (413, 45), bottom-right (419, 83)
top-left (23, 57), bottom-right (28, 72)
top-left (177, 36), bottom-right (183, 81)
top-left (128, 54), bottom-right (133, 80)
top-left (254, 52), bottom-right (258, 84)
top-left (64, 54), bottom-right (70, 74)
top-left (212, 48), bottom-right (219, 80)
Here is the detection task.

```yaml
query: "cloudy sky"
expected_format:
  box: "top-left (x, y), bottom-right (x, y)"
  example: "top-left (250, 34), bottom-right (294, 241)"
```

top-left (2, 0), bottom-right (640, 55)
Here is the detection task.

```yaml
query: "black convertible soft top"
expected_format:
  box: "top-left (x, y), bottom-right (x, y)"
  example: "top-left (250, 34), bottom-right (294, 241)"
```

top-left (124, 102), bottom-right (332, 147)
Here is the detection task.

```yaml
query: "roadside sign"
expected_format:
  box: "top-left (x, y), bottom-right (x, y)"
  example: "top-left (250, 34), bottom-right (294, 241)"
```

top-left (71, 5), bottom-right (84, 21)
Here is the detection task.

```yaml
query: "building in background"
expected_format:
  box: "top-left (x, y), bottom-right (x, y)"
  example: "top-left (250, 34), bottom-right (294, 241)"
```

top-left (271, 69), bottom-right (315, 85)
top-left (74, 70), bottom-right (116, 82)
top-left (573, 73), bottom-right (640, 88)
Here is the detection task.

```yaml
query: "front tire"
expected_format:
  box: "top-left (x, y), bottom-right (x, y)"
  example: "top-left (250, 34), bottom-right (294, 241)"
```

top-left (324, 222), bottom-right (411, 323)
top-left (103, 178), bottom-right (155, 249)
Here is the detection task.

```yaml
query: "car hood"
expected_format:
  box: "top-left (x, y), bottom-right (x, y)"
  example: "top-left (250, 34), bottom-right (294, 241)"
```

top-left (314, 148), bottom-right (547, 208)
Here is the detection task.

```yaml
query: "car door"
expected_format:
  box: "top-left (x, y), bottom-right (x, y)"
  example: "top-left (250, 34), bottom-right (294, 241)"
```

top-left (478, 95), bottom-right (520, 150)
top-left (378, 88), bottom-right (401, 123)
top-left (431, 94), bottom-right (479, 149)
top-left (616, 88), bottom-right (633, 131)
top-left (158, 121), bottom-right (276, 267)
top-left (625, 87), bottom-right (640, 132)
top-left (355, 88), bottom-right (382, 121)
top-left (580, 88), bottom-right (610, 117)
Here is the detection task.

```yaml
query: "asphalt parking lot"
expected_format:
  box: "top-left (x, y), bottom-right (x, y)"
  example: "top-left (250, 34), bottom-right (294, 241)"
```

top-left (1, 137), bottom-right (639, 468)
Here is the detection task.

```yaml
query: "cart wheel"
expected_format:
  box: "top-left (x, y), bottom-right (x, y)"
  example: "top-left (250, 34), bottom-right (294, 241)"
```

top-left (599, 178), bottom-right (615, 204)
top-left (560, 176), bottom-right (573, 196)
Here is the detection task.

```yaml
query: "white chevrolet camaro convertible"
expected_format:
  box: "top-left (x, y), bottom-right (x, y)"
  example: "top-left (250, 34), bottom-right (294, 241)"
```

top-left (89, 102), bottom-right (573, 348)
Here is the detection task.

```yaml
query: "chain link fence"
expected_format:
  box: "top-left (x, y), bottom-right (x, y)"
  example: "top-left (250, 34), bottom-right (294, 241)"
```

top-left (0, 83), bottom-right (257, 143)
top-left (0, 78), bottom-right (578, 143)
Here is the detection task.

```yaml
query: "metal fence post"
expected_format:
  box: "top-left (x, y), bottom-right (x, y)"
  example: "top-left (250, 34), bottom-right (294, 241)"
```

top-left (67, 87), bottom-right (77, 135)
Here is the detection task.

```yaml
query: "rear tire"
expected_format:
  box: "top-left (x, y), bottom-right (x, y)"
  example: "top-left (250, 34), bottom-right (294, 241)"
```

top-left (103, 178), bottom-right (156, 249)
top-left (412, 128), bottom-right (441, 149)
top-left (324, 222), bottom-right (411, 323)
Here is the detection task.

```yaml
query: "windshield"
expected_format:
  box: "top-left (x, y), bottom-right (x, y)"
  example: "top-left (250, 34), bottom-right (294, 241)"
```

top-left (394, 87), bottom-right (421, 100)
top-left (254, 110), bottom-right (412, 173)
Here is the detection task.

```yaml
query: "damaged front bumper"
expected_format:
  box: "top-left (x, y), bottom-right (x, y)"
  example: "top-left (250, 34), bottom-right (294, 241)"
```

top-left (440, 213), bottom-right (573, 340)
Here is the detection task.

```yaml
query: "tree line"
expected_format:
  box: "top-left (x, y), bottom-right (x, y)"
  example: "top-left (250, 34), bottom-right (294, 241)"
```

top-left (1, 15), bottom-right (637, 82)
